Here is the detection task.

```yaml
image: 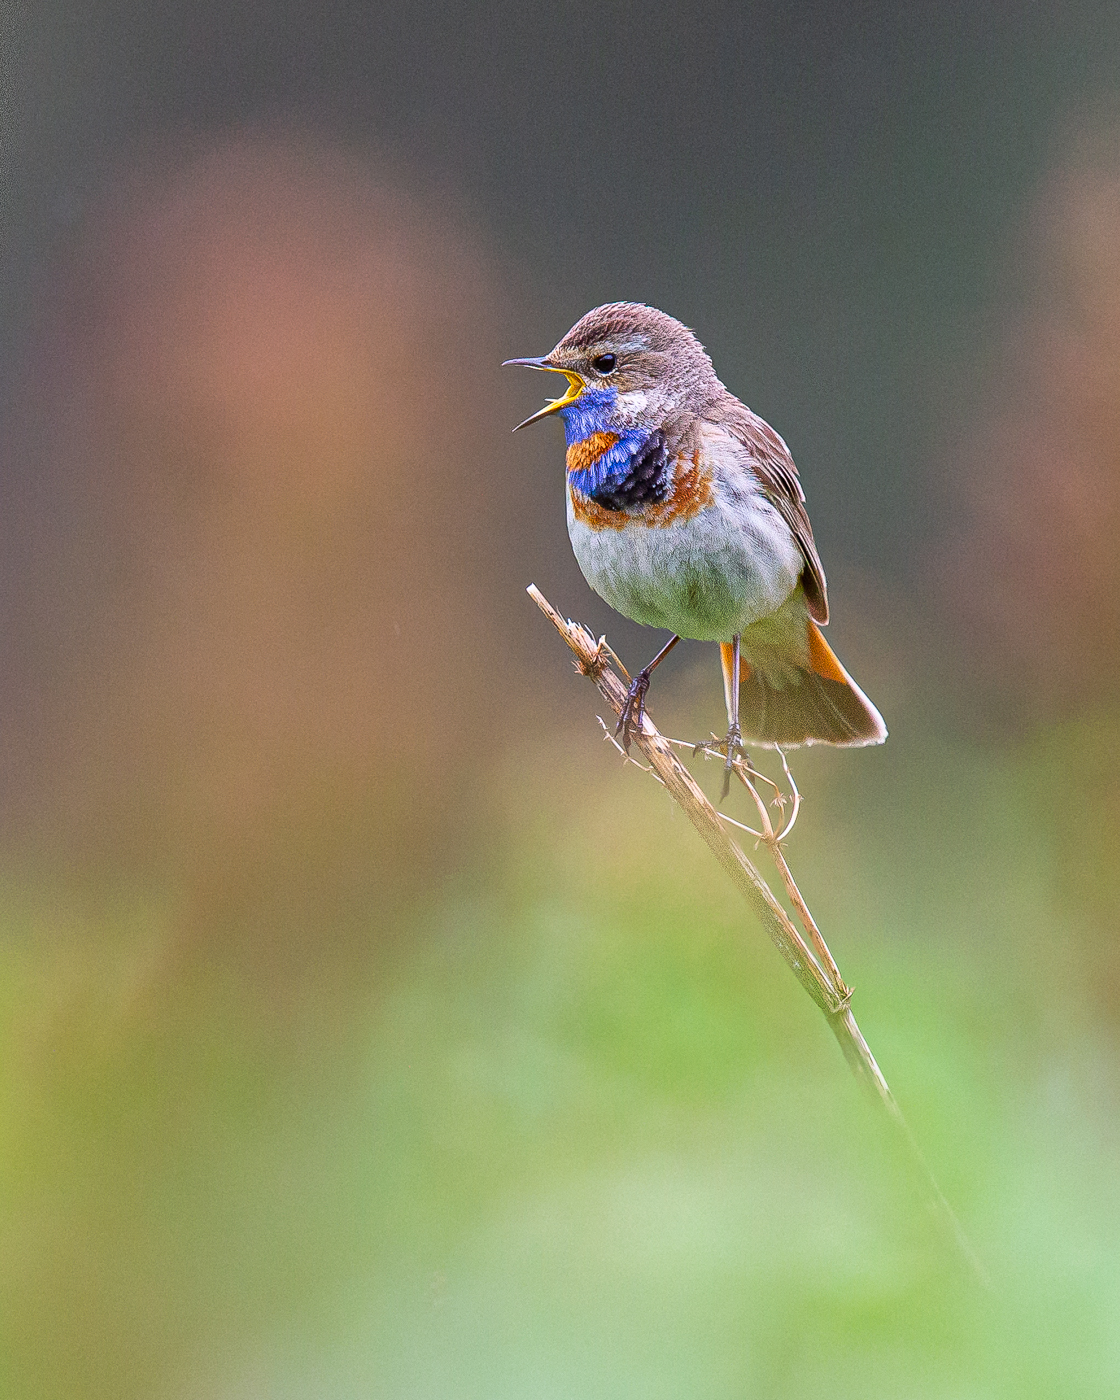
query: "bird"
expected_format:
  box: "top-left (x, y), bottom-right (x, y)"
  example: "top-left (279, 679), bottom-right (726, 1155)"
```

top-left (505, 303), bottom-right (886, 795)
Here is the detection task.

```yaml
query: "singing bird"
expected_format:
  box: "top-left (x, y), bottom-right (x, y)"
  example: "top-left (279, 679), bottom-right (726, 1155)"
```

top-left (506, 303), bottom-right (886, 792)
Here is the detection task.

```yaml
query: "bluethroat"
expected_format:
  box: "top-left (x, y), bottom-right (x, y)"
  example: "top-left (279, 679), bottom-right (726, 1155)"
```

top-left (506, 303), bottom-right (886, 796)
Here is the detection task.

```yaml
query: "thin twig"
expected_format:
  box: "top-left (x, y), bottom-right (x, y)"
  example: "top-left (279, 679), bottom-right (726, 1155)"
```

top-left (776, 749), bottom-right (802, 841)
top-left (733, 758), bottom-right (848, 999)
top-left (528, 584), bottom-right (988, 1286)
top-left (715, 808), bottom-right (767, 841)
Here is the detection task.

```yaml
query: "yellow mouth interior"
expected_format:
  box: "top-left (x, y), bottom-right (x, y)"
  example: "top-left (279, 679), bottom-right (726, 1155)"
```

top-left (514, 367), bottom-right (586, 430)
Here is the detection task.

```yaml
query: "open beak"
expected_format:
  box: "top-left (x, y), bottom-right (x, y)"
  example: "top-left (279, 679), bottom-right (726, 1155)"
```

top-left (502, 357), bottom-right (586, 431)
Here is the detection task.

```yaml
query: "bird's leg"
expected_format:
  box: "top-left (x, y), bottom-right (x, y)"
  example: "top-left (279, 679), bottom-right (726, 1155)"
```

top-left (720, 632), bottom-right (743, 802)
top-left (616, 634), bottom-right (680, 752)
top-left (691, 634), bottom-right (748, 800)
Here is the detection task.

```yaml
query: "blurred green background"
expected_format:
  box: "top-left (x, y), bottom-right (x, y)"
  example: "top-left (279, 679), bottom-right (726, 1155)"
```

top-left (4, 3), bottom-right (1120, 1395)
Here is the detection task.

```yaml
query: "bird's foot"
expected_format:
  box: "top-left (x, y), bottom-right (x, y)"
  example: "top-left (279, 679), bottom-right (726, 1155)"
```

top-left (719, 720), bottom-right (743, 803)
top-left (615, 668), bottom-right (652, 753)
top-left (692, 724), bottom-right (752, 803)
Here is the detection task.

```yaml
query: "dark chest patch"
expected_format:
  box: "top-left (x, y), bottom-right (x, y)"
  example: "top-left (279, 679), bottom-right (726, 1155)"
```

top-left (589, 429), bottom-right (670, 511)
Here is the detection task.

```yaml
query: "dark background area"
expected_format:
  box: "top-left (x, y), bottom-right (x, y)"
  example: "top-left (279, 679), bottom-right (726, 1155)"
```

top-left (6, 1), bottom-right (1120, 571)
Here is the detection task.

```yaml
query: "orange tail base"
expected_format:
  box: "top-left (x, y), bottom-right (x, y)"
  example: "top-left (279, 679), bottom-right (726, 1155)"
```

top-left (720, 622), bottom-right (887, 748)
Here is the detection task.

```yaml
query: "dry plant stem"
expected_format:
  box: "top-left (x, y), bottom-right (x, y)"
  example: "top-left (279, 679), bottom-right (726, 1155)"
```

top-left (528, 584), bottom-right (988, 1286)
top-left (735, 763), bottom-right (848, 998)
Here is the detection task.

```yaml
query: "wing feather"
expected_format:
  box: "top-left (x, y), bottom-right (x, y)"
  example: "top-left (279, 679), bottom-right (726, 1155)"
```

top-left (710, 395), bottom-right (829, 624)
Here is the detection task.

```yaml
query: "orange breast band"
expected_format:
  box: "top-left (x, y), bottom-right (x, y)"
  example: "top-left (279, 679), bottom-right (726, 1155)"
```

top-left (565, 431), bottom-right (620, 475)
top-left (570, 449), bottom-right (714, 531)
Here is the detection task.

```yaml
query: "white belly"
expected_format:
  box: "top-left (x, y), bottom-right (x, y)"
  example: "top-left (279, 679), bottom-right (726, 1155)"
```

top-left (567, 480), bottom-right (803, 641)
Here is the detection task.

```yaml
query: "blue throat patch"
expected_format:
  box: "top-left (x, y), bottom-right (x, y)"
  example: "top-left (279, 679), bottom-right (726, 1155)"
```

top-left (559, 385), bottom-right (618, 445)
top-left (560, 387), bottom-right (652, 498)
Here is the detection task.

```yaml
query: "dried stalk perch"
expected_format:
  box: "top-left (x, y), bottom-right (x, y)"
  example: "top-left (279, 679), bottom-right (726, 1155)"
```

top-left (528, 583), bottom-right (987, 1285)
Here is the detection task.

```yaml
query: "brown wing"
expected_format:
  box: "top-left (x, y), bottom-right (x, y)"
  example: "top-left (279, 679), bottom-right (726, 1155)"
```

top-left (714, 395), bottom-right (829, 624)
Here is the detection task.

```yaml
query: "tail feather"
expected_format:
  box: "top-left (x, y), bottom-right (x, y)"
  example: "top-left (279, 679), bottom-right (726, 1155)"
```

top-left (719, 623), bottom-right (887, 748)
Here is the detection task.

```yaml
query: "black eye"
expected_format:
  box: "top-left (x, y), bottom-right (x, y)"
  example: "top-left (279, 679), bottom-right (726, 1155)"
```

top-left (591, 353), bottom-right (616, 374)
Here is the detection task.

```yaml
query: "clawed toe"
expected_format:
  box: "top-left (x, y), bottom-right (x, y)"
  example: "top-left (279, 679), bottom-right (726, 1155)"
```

top-left (692, 725), bottom-right (752, 802)
top-left (719, 723), bottom-right (742, 803)
top-left (610, 635), bottom-right (681, 754)
top-left (615, 672), bottom-right (651, 752)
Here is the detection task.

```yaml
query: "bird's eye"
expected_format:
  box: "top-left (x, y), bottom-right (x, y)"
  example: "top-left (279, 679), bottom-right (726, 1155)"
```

top-left (591, 353), bottom-right (617, 374)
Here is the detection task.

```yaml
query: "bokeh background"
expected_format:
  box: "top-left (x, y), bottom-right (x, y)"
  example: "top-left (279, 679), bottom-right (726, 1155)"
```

top-left (3, 3), bottom-right (1120, 1396)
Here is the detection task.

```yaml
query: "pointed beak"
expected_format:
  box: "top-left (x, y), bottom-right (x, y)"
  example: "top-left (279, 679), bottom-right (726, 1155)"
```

top-left (502, 357), bottom-right (586, 431)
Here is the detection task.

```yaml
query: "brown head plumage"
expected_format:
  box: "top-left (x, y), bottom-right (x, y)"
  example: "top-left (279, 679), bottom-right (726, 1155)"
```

top-left (545, 302), bottom-right (723, 423)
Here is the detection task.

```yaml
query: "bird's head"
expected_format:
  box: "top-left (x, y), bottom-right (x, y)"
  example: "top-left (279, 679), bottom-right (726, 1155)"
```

top-left (504, 302), bottom-right (720, 440)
